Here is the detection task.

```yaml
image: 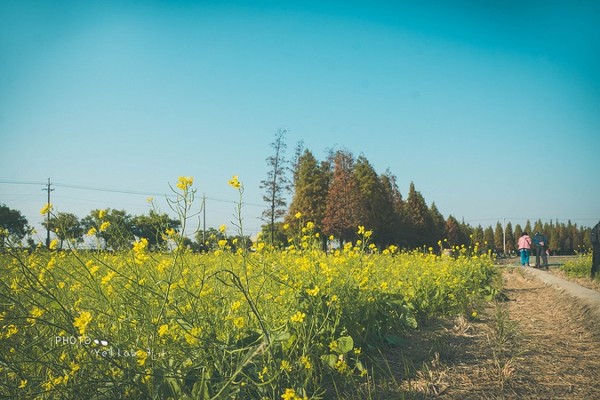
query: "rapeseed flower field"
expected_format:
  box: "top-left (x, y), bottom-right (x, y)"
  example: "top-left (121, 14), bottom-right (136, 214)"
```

top-left (0, 177), bottom-right (497, 399)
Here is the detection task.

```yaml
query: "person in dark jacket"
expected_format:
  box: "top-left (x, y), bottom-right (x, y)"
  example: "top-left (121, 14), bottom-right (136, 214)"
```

top-left (592, 221), bottom-right (600, 279)
top-left (533, 232), bottom-right (548, 269)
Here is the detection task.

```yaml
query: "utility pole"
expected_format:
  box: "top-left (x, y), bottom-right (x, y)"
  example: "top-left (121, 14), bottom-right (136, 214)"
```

top-left (42, 178), bottom-right (54, 248)
top-left (202, 193), bottom-right (206, 244)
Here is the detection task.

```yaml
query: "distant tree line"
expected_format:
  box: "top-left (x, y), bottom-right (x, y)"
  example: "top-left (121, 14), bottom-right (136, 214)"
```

top-left (0, 203), bottom-right (257, 253)
top-left (258, 132), bottom-right (595, 255)
top-left (0, 134), bottom-right (595, 254)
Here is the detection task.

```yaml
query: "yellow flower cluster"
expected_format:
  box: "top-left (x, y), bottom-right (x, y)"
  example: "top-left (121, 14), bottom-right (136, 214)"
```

top-left (290, 311), bottom-right (306, 323)
top-left (176, 176), bottom-right (194, 191)
top-left (228, 175), bottom-right (241, 189)
top-left (99, 221), bottom-right (111, 232)
top-left (73, 311), bottom-right (92, 335)
top-left (281, 388), bottom-right (308, 400)
top-left (133, 238), bottom-right (149, 264)
top-left (40, 203), bottom-right (53, 215)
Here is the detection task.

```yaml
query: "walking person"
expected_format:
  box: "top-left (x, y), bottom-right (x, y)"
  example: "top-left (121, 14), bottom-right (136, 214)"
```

top-left (533, 231), bottom-right (549, 269)
top-left (517, 232), bottom-right (532, 267)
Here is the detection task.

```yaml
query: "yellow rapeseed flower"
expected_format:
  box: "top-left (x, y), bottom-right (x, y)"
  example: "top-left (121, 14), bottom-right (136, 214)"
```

top-left (230, 300), bottom-right (242, 312)
top-left (176, 176), bottom-right (194, 191)
top-left (30, 306), bottom-right (44, 320)
top-left (158, 324), bottom-right (169, 337)
top-left (40, 203), bottom-right (52, 215)
top-left (290, 311), bottom-right (306, 323)
top-left (101, 271), bottom-right (116, 285)
top-left (49, 239), bottom-right (58, 250)
top-left (73, 311), bottom-right (92, 335)
top-left (87, 227), bottom-right (97, 236)
top-left (305, 285), bottom-right (320, 296)
top-left (300, 356), bottom-right (312, 370)
top-left (228, 175), bottom-right (241, 189)
top-left (136, 350), bottom-right (148, 366)
top-left (280, 360), bottom-right (292, 372)
top-left (185, 326), bottom-right (202, 345)
top-left (99, 221), bottom-right (111, 232)
top-left (5, 324), bottom-right (18, 338)
top-left (98, 209), bottom-right (107, 219)
top-left (281, 388), bottom-right (296, 400)
top-left (294, 212), bottom-right (302, 219)
top-left (233, 316), bottom-right (245, 329)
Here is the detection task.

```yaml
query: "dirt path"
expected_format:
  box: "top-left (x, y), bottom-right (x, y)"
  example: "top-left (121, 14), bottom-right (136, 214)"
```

top-left (390, 267), bottom-right (600, 399)
top-left (498, 268), bottom-right (600, 398)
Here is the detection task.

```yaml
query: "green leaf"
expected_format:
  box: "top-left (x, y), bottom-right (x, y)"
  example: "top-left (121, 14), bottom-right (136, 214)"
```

top-left (336, 335), bottom-right (354, 354)
top-left (272, 330), bottom-right (291, 342)
top-left (402, 314), bottom-right (418, 329)
top-left (320, 353), bottom-right (338, 369)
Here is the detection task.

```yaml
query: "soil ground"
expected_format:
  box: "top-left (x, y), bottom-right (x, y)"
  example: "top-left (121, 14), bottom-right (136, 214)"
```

top-left (366, 262), bottom-right (600, 399)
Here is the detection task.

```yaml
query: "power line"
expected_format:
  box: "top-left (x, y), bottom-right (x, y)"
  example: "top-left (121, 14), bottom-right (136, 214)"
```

top-left (0, 179), bottom-right (268, 208)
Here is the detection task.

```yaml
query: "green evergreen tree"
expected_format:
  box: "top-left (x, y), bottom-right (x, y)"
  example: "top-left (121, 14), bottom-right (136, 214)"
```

top-left (445, 215), bottom-right (464, 247)
top-left (494, 222), bottom-right (504, 254)
top-left (429, 202), bottom-right (446, 245)
top-left (582, 227), bottom-right (592, 250)
top-left (405, 182), bottom-right (433, 249)
top-left (483, 226), bottom-right (495, 253)
top-left (459, 219), bottom-right (473, 246)
top-left (286, 149), bottom-right (330, 236)
top-left (549, 222), bottom-right (561, 255)
top-left (353, 156), bottom-right (383, 235)
top-left (505, 222), bottom-right (516, 254)
top-left (524, 220), bottom-right (532, 235)
top-left (379, 170), bottom-right (406, 247)
top-left (533, 219), bottom-right (544, 235)
top-left (472, 225), bottom-right (485, 253)
top-left (514, 224), bottom-right (523, 251)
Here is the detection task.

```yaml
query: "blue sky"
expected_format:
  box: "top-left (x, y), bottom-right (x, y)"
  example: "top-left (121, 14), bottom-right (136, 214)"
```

top-left (1, 0), bottom-right (599, 239)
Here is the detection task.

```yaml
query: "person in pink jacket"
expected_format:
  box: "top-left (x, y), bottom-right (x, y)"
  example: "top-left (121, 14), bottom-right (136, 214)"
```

top-left (517, 232), bottom-right (532, 267)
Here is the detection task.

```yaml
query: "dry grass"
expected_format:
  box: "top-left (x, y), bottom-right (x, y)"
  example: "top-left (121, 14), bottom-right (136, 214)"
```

top-left (349, 267), bottom-right (600, 399)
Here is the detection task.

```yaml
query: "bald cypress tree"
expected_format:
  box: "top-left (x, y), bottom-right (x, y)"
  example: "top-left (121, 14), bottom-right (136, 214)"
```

top-left (323, 150), bottom-right (363, 244)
